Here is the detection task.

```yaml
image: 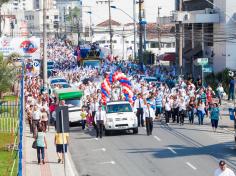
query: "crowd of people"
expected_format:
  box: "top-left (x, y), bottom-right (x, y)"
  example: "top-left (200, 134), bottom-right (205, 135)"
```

top-left (23, 38), bottom-right (236, 169)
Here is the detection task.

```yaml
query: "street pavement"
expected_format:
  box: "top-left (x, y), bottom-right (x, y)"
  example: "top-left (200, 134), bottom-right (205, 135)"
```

top-left (24, 126), bottom-right (79, 176)
top-left (69, 100), bottom-right (236, 176)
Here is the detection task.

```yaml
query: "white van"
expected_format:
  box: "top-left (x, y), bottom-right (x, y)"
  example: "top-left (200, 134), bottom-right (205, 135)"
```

top-left (104, 101), bottom-right (138, 135)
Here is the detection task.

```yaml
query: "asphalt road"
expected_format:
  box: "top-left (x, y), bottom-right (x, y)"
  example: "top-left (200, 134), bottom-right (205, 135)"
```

top-left (69, 118), bottom-right (236, 176)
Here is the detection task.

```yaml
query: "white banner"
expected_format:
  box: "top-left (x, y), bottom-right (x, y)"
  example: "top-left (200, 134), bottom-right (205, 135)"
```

top-left (0, 37), bottom-right (40, 60)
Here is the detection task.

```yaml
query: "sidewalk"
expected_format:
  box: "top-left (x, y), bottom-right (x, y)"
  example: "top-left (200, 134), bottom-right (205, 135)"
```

top-left (24, 125), bottom-right (79, 176)
top-left (216, 100), bottom-right (235, 131)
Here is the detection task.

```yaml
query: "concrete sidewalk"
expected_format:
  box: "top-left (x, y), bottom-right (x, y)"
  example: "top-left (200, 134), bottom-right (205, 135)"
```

top-left (24, 125), bottom-right (79, 176)
top-left (218, 100), bottom-right (235, 131)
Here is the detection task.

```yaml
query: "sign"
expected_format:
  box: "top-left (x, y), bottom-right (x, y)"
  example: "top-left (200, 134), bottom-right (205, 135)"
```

top-left (56, 106), bottom-right (69, 133)
top-left (203, 67), bottom-right (213, 73)
top-left (0, 37), bottom-right (40, 59)
top-left (194, 58), bottom-right (208, 66)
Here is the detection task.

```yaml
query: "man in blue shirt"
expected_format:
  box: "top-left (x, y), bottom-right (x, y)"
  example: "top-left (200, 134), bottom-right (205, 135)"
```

top-left (228, 77), bottom-right (235, 101)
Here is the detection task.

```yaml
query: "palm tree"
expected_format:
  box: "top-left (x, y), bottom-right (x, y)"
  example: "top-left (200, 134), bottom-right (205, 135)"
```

top-left (0, 53), bottom-right (18, 98)
top-left (0, 0), bottom-right (10, 37)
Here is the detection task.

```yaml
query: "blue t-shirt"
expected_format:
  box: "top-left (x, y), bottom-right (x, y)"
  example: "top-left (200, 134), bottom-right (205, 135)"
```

top-left (210, 107), bottom-right (220, 120)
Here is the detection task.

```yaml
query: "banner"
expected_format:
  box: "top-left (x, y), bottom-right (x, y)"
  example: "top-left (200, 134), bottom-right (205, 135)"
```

top-left (0, 37), bottom-right (40, 59)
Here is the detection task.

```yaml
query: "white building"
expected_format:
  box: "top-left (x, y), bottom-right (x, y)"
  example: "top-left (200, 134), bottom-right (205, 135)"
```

top-left (25, 9), bottom-right (60, 36)
top-left (213, 0), bottom-right (236, 72)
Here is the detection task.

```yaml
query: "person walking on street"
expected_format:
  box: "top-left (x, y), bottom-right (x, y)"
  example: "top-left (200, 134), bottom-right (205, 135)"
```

top-left (216, 83), bottom-right (225, 105)
top-left (54, 132), bottom-right (69, 164)
top-left (36, 126), bottom-right (47, 165)
top-left (214, 160), bottom-right (235, 176)
top-left (179, 97), bottom-right (187, 125)
top-left (32, 105), bottom-right (41, 138)
top-left (81, 106), bottom-right (87, 130)
top-left (41, 108), bottom-right (48, 132)
top-left (197, 99), bottom-right (205, 125)
top-left (210, 103), bottom-right (220, 132)
top-left (188, 97), bottom-right (195, 124)
top-left (144, 102), bottom-right (155, 136)
top-left (94, 105), bottom-right (106, 138)
top-left (228, 77), bottom-right (235, 101)
top-left (164, 98), bottom-right (171, 124)
top-left (134, 93), bottom-right (145, 127)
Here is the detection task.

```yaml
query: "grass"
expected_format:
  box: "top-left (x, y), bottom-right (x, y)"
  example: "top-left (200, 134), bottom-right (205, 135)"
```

top-left (0, 133), bottom-right (18, 176)
top-left (0, 95), bottom-right (17, 102)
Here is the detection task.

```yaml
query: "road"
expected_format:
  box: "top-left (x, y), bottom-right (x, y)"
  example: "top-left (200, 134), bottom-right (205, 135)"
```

top-left (69, 118), bottom-right (236, 176)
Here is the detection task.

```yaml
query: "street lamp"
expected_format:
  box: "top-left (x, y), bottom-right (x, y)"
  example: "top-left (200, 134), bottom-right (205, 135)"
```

top-left (110, 5), bottom-right (137, 60)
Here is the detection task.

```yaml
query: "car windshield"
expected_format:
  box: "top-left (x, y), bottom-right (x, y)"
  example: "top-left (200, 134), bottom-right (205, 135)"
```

top-left (107, 103), bottom-right (132, 113)
top-left (83, 60), bottom-right (100, 68)
top-left (65, 99), bottom-right (80, 106)
top-left (51, 79), bottom-right (67, 84)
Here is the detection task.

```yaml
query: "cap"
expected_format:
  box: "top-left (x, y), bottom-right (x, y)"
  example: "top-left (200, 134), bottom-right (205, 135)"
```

top-left (219, 160), bottom-right (226, 166)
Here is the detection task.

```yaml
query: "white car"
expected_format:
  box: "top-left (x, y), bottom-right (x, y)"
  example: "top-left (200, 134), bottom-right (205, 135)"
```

top-left (104, 101), bottom-right (138, 135)
top-left (49, 76), bottom-right (70, 88)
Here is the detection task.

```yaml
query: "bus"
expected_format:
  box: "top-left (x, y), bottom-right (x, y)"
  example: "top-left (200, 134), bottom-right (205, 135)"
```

top-left (79, 47), bottom-right (102, 69)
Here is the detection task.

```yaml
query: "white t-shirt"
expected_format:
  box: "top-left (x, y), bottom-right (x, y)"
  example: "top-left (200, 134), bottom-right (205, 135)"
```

top-left (214, 168), bottom-right (235, 176)
top-left (33, 110), bottom-right (41, 120)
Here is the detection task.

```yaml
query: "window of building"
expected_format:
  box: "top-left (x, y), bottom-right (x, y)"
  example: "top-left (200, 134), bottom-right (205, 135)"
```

top-left (125, 41), bottom-right (129, 44)
top-left (166, 43), bottom-right (172, 48)
top-left (46, 24), bottom-right (49, 29)
top-left (25, 16), bottom-right (28, 20)
top-left (150, 42), bottom-right (159, 48)
top-left (46, 16), bottom-right (49, 19)
top-left (112, 40), bottom-right (117, 43)
top-left (54, 15), bottom-right (58, 20)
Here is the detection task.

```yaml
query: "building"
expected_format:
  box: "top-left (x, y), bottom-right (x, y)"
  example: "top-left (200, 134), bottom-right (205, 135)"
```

top-left (213, 0), bottom-right (236, 72)
top-left (93, 19), bottom-right (175, 60)
top-left (174, 0), bottom-right (236, 74)
top-left (55, 0), bottom-right (82, 37)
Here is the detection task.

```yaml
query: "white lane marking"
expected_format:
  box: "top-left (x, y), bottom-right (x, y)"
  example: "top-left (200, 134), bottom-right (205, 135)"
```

top-left (92, 148), bottom-right (106, 152)
top-left (186, 162), bottom-right (197, 170)
top-left (167, 147), bottom-right (177, 154)
top-left (154, 136), bottom-right (161, 141)
top-left (99, 161), bottom-right (116, 165)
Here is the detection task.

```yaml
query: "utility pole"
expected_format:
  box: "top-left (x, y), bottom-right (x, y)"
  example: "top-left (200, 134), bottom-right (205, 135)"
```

top-left (43, 0), bottom-right (48, 89)
top-left (179, 0), bottom-right (183, 75)
top-left (108, 0), bottom-right (113, 55)
top-left (138, 0), bottom-right (143, 64)
top-left (133, 0), bottom-right (136, 60)
top-left (157, 6), bottom-right (162, 52)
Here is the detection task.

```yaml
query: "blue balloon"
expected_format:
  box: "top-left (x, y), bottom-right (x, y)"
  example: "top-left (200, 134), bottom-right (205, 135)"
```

top-left (109, 74), bottom-right (113, 83)
top-left (101, 88), bottom-right (109, 97)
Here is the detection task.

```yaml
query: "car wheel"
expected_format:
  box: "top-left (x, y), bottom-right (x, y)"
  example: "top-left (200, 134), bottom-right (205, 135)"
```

top-left (133, 128), bottom-right (138, 134)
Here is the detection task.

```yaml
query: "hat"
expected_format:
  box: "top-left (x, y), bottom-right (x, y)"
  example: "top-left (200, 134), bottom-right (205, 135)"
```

top-left (219, 160), bottom-right (226, 166)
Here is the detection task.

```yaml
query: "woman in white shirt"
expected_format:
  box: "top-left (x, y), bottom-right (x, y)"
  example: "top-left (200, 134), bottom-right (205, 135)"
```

top-left (164, 97), bottom-right (171, 124)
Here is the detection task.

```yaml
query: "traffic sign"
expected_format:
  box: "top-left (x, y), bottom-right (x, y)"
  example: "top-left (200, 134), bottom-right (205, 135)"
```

top-left (194, 58), bottom-right (208, 66)
top-left (203, 67), bottom-right (213, 73)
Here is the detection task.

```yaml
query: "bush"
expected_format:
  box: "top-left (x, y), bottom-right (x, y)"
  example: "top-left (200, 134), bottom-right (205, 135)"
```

top-left (205, 68), bottom-right (230, 94)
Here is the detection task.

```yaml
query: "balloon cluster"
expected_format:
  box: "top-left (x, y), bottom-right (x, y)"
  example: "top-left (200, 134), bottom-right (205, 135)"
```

top-left (101, 72), bottom-right (133, 105)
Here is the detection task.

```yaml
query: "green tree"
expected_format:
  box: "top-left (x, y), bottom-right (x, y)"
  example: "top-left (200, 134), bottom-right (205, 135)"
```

top-left (0, 53), bottom-right (18, 98)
